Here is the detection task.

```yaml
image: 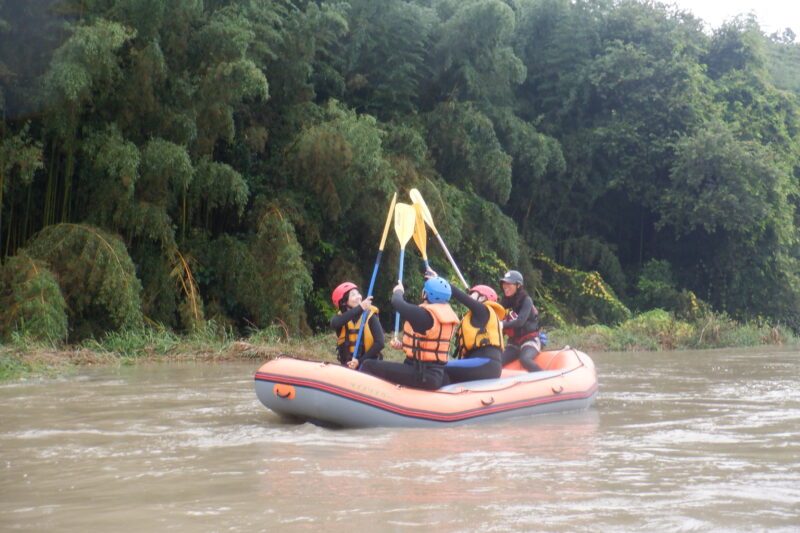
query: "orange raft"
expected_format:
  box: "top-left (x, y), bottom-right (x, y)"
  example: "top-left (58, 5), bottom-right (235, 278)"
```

top-left (254, 346), bottom-right (598, 428)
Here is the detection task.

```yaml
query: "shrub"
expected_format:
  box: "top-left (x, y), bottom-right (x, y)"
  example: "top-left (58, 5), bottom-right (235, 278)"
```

top-left (534, 256), bottom-right (631, 326)
top-left (618, 309), bottom-right (696, 350)
top-left (24, 223), bottom-right (143, 340)
top-left (0, 252), bottom-right (68, 343)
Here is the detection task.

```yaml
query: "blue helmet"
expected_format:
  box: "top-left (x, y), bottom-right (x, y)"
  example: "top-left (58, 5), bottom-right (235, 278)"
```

top-left (424, 277), bottom-right (452, 303)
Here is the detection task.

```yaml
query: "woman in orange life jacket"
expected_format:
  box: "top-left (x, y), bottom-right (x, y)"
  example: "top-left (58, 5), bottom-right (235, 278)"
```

top-left (445, 282), bottom-right (506, 384)
top-left (499, 270), bottom-right (543, 372)
top-left (329, 282), bottom-right (384, 370)
top-left (359, 272), bottom-right (459, 390)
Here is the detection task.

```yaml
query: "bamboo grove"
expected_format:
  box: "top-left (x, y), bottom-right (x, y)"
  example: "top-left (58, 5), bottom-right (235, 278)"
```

top-left (1, 0), bottom-right (799, 343)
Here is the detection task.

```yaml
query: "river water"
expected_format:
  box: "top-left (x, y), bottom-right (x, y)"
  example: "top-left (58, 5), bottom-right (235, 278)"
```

top-left (1, 347), bottom-right (798, 532)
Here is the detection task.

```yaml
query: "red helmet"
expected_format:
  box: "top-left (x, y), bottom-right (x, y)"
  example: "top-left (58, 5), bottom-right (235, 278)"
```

top-left (469, 284), bottom-right (497, 302)
top-left (331, 282), bottom-right (358, 307)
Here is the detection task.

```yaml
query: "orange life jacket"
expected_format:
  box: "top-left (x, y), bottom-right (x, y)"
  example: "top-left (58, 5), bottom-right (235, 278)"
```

top-left (402, 302), bottom-right (459, 363)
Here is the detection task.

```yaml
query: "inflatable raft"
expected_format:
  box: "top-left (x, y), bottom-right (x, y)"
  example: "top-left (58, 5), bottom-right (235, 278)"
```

top-left (254, 346), bottom-right (598, 428)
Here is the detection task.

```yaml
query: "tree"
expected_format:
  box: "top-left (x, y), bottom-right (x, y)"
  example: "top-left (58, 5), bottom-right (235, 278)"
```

top-left (327, 0), bottom-right (436, 118)
top-left (431, 0), bottom-right (525, 106)
top-left (0, 252), bottom-right (68, 343)
top-left (24, 223), bottom-right (143, 340)
top-left (425, 102), bottom-right (512, 204)
top-left (660, 121), bottom-right (791, 237)
top-left (2, 0), bottom-right (800, 340)
top-left (658, 121), bottom-right (800, 323)
top-left (0, 125), bottom-right (42, 257)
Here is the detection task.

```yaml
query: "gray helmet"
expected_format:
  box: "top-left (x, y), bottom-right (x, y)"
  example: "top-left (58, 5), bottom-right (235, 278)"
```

top-left (500, 270), bottom-right (523, 285)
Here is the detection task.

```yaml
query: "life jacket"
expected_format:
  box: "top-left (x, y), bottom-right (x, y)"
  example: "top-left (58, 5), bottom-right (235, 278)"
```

top-left (402, 302), bottom-right (459, 363)
top-left (503, 300), bottom-right (540, 344)
top-left (336, 306), bottom-right (378, 360)
top-left (455, 301), bottom-right (506, 358)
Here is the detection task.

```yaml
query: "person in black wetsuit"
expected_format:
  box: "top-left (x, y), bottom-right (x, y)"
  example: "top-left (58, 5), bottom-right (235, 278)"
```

top-left (329, 282), bottom-right (384, 369)
top-left (499, 270), bottom-right (543, 372)
top-left (359, 274), bottom-right (459, 390)
top-left (446, 283), bottom-right (506, 384)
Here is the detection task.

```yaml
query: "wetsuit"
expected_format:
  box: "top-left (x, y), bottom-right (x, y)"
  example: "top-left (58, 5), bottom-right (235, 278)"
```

top-left (446, 286), bottom-right (503, 383)
top-left (500, 290), bottom-right (542, 372)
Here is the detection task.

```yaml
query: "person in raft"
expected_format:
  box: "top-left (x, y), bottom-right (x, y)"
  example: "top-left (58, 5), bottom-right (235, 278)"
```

top-left (329, 282), bottom-right (384, 370)
top-left (359, 273), bottom-right (459, 390)
top-left (445, 280), bottom-right (506, 384)
top-left (499, 270), bottom-right (543, 372)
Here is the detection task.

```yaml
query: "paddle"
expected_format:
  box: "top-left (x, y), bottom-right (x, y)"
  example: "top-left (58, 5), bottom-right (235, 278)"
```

top-left (393, 202), bottom-right (417, 339)
top-left (412, 203), bottom-right (429, 269)
top-left (409, 188), bottom-right (469, 289)
top-left (351, 192), bottom-right (397, 361)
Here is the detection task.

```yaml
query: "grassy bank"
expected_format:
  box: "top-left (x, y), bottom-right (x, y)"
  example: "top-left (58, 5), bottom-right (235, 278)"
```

top-left (0, 323), bottom-right (343, 382)
top-left (1, 310), bottom-right (796, 382)
top-left (550, 309), bottom-right (796, 353)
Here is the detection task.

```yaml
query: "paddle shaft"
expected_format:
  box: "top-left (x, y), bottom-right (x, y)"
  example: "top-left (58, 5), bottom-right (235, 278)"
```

top-left (434, 233), bottom-right (468, 289)
top-left (350, 249), bottom-right (383, 361)
top-left (393, 248), bottom-right (406, 338)
top-left (352, 193), bottom-right (397, 360)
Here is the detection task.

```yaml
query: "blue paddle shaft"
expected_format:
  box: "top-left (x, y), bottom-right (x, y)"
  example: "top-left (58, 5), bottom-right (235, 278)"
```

top-left (366, 251), bottom-right (382, 296)
top-left (352, 250), bottom-right (383, 360)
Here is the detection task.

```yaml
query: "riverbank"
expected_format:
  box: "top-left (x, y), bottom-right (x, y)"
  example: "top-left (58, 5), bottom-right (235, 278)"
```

top-left (0, 324), bottom-right (345, 381)
top-left (1, 309), bottom-right (796, 382)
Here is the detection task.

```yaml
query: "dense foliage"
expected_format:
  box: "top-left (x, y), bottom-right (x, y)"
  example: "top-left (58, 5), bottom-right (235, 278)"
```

top-left (0, 251), bottom-right (67, 342)
top-left (1, 0), bottom-right (799, 342)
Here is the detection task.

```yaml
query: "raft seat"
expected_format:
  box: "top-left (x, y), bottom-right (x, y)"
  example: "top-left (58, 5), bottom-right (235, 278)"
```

top-left (538, 350), bottom-right (580, 371)
top-left (500, 368), bottom-right (527, 378)
top-left (438, 369), bottom-right (565, 392)
top-left (497, 347), bottom-right (583, 374)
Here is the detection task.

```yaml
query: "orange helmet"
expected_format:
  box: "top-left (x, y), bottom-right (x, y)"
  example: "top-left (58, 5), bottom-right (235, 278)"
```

top-left (332, 282), bottom-right (358, 307)
top-left (469, 284), bottom-right (497, 302)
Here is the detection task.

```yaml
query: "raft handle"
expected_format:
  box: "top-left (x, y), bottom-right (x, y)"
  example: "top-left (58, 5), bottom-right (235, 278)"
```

top-left (481, 396), bottom-right (495, 406)
top-left (273, 384), bottom-right (296, 400)
top-left (552, 385), bottom-right (563, 394)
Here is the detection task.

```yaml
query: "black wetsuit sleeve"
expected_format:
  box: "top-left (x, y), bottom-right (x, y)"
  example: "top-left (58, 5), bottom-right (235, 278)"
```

top-left (361, 313), bottom-right (384, 359)
top-left (451, 285), bottom-right (489, 328)
top-left (503, 295), bottom-right (532, 328)
top-left (392, 290), bottom-right (434, 333)
top-left (329, 306), bottom-right (363, 330)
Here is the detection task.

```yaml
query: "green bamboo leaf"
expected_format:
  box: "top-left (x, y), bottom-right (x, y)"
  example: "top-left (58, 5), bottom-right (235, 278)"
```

top-left (0, 252), bottom-right (68, 344)
top-left (24, 224), bottom-right (143, 340)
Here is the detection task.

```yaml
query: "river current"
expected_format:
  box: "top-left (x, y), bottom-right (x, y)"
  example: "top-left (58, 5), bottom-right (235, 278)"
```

top-left (1, 347), bottom-right (798, 531)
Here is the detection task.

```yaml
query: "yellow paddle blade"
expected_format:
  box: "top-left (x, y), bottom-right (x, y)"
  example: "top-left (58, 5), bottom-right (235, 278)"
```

top-left (378, 192), bottom-right (397, 251)
top-left (409, 188), bottom-right (438, 234)
top-left (412, 203), bottom-right (428, 260)
top-left (393, 203), bottom-right (416, 249)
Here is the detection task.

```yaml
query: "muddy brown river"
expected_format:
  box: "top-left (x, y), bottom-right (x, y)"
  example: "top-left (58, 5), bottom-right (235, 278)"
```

top-left (1, 347), bottom-right (798, 531)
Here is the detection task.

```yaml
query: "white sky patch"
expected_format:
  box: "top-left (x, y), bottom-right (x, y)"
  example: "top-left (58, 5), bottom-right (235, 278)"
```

top-left (665, 0), bottom-right (799, 38)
